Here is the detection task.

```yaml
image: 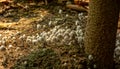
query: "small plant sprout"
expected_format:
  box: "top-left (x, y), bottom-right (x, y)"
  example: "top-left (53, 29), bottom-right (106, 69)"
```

top-left (37, 24), bottom-right (41, 30)
top-left (88, 68), bottom-right (90, 69)
top-left (8, 44), bottom-right (13, 48)
top-left (12, 37), bottom-right (16, 40)
top-left (78, 13), bottom-right (84, 20)
top-left (26, 38), bottom-right (32, 43)
top-left (78, 13), bottom-right (84, 17)
top-left (15, 47), bottom-right (20, 51)
top-left (54, 20), bottom-right (58, 25)
top-left (116, 40), bottom-right (119, 46)
top-left (75, 20), bottom-right (79, 25)
top-left (24, 5), bottom-right (28, 9)
top-left (0, 34), bottom-right (2, 37)
top-left (66, 1), bottom-right (71, 5)
top-left (85, 15), bottom-right (88, 18)
top-left (2, 40), bottom-right (5, 44)
top-left (65, 26), bottom-right (68, 29)
top-left (115, 46), bottom-right (120, 56)
top-left (23, 61), bottom-right (27, 65)
top-left (16, 31), bottom-right (20, 35)
top-left (37, 36), bottom-right (43, 42)
top-left (43, 25), bottom-right (46, 28)
top-left (19, 36), bottom-right (23, 40)
top-left (64, 35), bottom-right (69, 40)
top-left (119, 56), bottom-right (120, 60)
top-left (66, 29), bottom-right (71, 33)
top-left (65, 14), bottom-right (69, 17)
top-left (58, 9), bottom-right (62, 14)
top-left (63, 62), bottom-right (67, 66)
top-left (77, 37), bottom-right (83, 42)
top-left (48, 21), bottom-right (52, 26)
top-left (32, 39), bottom-right (38, 44)
top-left (88, 54), bottom-right (93, 60)
top-left (94, 64), bottom-right (97, 68)
top-left (76, 25), bottom-right (81, 30)
top-left (68, 42), bottom-right (72, 45)
top-left (118, 33), bottom-right (120, 37)
top-left (40, 14), bottom-right (44, 18)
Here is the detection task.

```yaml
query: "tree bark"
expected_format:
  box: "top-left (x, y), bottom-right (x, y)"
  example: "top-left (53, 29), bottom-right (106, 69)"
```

top-left (84, 0), bottom-right (119, 69)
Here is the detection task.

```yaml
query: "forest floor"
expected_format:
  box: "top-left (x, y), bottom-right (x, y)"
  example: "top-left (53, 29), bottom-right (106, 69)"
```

top-left (0, 2), bottom-right (120, 69)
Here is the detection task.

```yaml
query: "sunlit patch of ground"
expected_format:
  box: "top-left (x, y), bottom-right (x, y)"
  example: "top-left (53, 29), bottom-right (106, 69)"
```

top-left (0, 6), bottom-right (49, 68)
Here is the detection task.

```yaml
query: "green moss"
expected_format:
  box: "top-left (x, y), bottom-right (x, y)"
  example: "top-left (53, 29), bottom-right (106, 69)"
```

top-left (11, 48), bottom-right (61, 69)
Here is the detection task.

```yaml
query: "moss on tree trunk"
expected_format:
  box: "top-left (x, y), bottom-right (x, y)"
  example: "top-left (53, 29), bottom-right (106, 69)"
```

top-left (84, 0), bottom-right (119, 69)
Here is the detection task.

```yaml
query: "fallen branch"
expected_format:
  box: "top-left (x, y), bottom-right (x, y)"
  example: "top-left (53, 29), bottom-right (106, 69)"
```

top-left (66, 4), bottom-right (88, 12)
top-left (0, 24), bottom-right (16, 30)
top-left (74, 0), bottom-right (89, 7)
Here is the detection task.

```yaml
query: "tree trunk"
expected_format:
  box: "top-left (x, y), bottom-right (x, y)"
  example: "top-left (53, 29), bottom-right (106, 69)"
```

top-left (84, 0), bottom-right (119, 69)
